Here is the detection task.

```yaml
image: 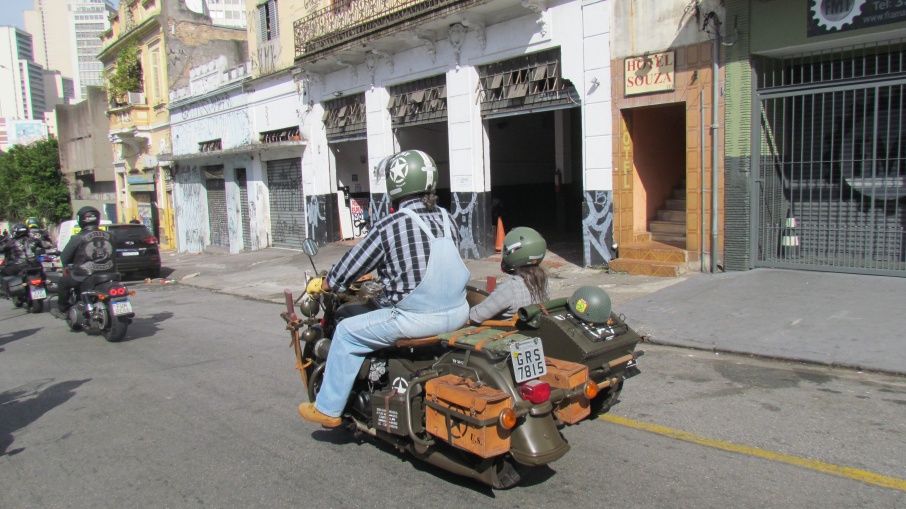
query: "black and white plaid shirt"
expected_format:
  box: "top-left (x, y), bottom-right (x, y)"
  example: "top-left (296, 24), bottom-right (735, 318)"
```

top-left (327, 197), bottom-right (461, 304)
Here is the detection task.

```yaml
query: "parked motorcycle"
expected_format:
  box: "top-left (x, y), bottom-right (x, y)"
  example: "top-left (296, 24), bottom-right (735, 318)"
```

top-left (280, 239), bottom-right (643, 489)
top-left (1, 263), bottom-right (48, 313)
top-left (63, 267), bottom-right (135, 342)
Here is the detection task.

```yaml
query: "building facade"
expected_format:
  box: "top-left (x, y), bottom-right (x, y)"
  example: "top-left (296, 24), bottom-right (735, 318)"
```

top-left (289, 0), bottom-right (616, 267)
top-left (0, 27), bottom-right (46, 123)
top-left (168, 58), bottom-right (266, 254)
top-left (55, 86), bottom-right (117, 221)
top-left (24, 0), bottom-right (116, 102)
top-left (721, 0), bottom-right (906, 277)
top-left (98, 0), bottom-right (247, 248)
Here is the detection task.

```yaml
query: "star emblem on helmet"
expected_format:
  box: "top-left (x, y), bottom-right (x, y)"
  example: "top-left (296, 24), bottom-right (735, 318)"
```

top-left (388, 156), bottom-right (409, 185)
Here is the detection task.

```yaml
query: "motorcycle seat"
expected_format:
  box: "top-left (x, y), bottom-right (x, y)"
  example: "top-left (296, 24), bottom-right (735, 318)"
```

top-left (81, 272), bottom-right (121, 288)
top-left (396, 335), bottom-right (439, 348)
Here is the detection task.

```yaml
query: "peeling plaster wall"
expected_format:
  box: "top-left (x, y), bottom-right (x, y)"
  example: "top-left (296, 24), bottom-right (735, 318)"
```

top-left (247, 158), bottom-right (269, 249)
top-left (171, 90), bottom-right (251, 154)
top-left (173, 164), bottom-right (209, 253)
top-left (225, 168), bottom-right (244, 253)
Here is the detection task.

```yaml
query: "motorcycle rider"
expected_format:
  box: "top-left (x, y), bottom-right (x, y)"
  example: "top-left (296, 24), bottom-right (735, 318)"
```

top-left (469, 226), bottom-right (550, 324)
top-left (0, 223), bottom-right (42, 297)
top-left (25, 217), bottom-right (54, 251)
top-left (299, 150), bottom-right (470, 428)
top-left (51, 206), bottom-right (117, 319)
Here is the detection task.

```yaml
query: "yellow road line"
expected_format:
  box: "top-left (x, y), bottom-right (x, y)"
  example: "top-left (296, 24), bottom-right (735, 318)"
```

top-left (600, 414), bottom-right (906, 492)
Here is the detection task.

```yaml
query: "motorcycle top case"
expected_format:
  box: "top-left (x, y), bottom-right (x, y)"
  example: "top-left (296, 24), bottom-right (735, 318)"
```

top-left (518, 299), bottom-right (642, 381)
top-left (424, 374), bottom-right (513, 458)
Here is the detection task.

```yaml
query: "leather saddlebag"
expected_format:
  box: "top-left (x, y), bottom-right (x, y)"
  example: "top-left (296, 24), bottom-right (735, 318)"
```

top-left (425, 375), bottom-right (513, 458)
top-left (541, 357), bottom-right (591, 424)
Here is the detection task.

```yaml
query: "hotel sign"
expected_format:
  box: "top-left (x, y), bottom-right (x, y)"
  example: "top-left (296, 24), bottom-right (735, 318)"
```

top-left (624, 51), bottom-right (676, 96)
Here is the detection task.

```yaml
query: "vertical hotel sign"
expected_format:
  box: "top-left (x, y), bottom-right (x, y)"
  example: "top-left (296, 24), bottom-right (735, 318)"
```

top-left (624, 52), bottom-right (676, 96)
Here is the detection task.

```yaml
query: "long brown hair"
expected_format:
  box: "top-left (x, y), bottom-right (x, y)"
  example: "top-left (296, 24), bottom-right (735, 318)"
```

top-left (515, 265), bottom-right (549, 304)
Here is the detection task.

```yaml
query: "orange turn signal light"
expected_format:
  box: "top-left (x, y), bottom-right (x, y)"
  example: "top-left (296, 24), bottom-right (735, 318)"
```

top-left (98, 294), bottom-right (107, 301)
top-left (584, 380), bottom-right (599, 399)
top-left (129, 290), bottom-right (136, 296)
top-left (498, 408), bottom-right (517, 430)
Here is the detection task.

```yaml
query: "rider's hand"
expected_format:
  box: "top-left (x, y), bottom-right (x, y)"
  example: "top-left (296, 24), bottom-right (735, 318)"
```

top-left (306, 276), bottom-right (325, 296)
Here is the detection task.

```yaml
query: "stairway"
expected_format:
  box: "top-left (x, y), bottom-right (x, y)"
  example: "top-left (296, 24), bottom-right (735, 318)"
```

top-left (608, 185), bottom-right (688, 277)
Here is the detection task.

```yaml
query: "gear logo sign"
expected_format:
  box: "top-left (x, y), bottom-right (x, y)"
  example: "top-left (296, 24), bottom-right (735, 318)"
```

top-left (811, 0), bottom-right (866, 31)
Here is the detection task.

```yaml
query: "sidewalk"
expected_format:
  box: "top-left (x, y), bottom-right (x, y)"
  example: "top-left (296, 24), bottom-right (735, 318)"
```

top-left (156, 245), bottom-right (906, 376)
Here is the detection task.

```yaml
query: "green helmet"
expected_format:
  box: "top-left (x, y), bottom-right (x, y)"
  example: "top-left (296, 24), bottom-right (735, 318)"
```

top-left (25, 217), bottom-right (40, 229)
top-left (502, 227), bottom-right (546, 270)
top-left (568, 286), bottom-right (612, 324)
top-left (383, 150), bottom-right (438, 202)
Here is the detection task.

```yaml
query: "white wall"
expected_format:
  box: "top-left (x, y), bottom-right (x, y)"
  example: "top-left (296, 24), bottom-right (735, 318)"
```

top-left (171, 89), bottom-right (252, 154)
top-left (610, 0), bottom-right (721, 59)
top-left (582, 0), bottom-right (613, 192)
top-left (173, 165), bottom-right (210, 253)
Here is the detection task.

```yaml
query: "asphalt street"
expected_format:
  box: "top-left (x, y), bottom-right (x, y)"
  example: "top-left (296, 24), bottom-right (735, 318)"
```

top-left (1, 283), bottom-right (904, 508)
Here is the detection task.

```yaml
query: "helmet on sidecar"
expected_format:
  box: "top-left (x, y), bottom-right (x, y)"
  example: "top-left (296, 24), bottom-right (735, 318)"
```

top-left (567, 285), bottom-right (612, 324)
top-left (501, 227), bottom-right (546, 272)
top-left (25, 217), bottom-right (40, 229)
top-left (381, 150), bottom-right (438, 203)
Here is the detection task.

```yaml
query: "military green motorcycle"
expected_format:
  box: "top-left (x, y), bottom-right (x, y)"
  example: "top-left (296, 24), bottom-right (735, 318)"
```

top-left (280, 240), bottom-right (643, 489)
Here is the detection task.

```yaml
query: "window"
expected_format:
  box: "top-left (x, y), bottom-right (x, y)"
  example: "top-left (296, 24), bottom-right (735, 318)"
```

top-left (258, 0), bottom-right (278, 42)
top-left (149, 45), bottom-right (161, 103)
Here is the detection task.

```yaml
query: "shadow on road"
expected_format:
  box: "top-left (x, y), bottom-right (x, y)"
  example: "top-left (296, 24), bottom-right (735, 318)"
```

top-left (0, 378), bottom-right (91, 456)
top-left (0, 327), bottom-right (41, 349)
top-left (125, 311), bottom-right (174, 340)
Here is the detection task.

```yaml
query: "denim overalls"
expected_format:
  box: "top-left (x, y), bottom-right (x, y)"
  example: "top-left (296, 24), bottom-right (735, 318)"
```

top-left (314, 207), bottom-right (470, 418)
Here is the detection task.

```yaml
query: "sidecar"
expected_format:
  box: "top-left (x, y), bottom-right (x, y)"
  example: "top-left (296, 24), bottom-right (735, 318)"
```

top-left (467, 287), bottom-right (643, 416)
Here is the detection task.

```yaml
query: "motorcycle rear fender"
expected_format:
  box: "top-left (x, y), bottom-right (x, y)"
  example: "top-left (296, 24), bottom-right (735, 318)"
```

top-left (432, 350), bottom-right (571, 466)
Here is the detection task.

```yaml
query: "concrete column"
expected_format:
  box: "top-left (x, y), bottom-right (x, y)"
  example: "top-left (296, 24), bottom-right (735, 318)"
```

top-left (365, 86), bottom-right (396, 221)
top-left (447, 65), bottom-right (492, 259)
top-left (224, 165), bottom-right (243, 254)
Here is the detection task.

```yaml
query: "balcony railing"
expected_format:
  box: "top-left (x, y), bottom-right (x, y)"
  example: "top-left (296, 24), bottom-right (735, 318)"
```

top-left (108, 101), bottom-right (151, 132)
top-left (294, 0), bottom-right (479, 60)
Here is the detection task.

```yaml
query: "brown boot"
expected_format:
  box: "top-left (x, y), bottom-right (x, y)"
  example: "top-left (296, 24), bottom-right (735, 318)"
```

top-left (298, 403), bottom-right (341, 428)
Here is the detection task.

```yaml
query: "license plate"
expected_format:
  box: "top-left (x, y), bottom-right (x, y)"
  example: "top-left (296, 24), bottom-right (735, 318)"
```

top-left (509, 338), bottom-right (547, 384)
top-left (112, 300), bottom-right (133, 315)
top-left (30, 288), bottom-right (47, 300)
top-left (121, 251), bottom-right (140, 257)
top-left (42, 262), bottom-right (54, 269)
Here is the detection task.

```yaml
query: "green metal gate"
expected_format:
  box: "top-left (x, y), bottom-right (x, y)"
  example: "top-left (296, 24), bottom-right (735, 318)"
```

top-left (753, 45), bottom-right (906, 276)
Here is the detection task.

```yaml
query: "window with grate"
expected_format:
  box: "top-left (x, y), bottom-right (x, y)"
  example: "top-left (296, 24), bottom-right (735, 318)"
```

top-left (323, 93), bottom-right (366, 140)
top-left (199, 139), bottom-right (222, 152)
top-left (259, 126), bottom-right (300, 143)
top-left (478, 48), bottom-right (577, 116)
top-left (388, 75), bottom-right (447, 128)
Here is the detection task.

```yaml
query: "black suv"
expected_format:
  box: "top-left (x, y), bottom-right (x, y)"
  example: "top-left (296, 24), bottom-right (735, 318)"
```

top-left (107, 224), bottom-right (162, 279)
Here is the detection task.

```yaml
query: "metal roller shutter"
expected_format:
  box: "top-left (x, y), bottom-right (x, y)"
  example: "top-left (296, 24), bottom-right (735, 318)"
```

top-left (267, 158), bottom-right (307, 249)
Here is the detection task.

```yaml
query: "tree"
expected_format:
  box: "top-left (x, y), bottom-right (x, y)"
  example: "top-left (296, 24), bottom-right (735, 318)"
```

top-left (0, 139), bottom-right (72, 225)
top-left (105, 41), bottom-right (143, 104)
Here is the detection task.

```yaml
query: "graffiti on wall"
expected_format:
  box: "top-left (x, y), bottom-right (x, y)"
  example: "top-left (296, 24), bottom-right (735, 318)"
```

top-left (173, 110), bottom-right (252, 153)
top-left (451, 192), bottom-right (480, 259)
top-left (176, 93), bottom-right (233, 120)
top-left (306, 194), bottom-right (326, 235)
top-left (248, 8), bottom-right (282, 75)
top-left (582, 191), bottom-right (615, 266)
top-left (226, 173), bottom-right (244, 254)
top-left (174, 165), bottom-right (209, 253)
top-left (350, 197), bottom-right (370, 237)
top-left (369, 193), bottom-right (391, 224)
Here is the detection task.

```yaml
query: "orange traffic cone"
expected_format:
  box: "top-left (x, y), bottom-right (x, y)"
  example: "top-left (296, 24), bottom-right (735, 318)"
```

top-left (494, 216), bottom-right (505, 253)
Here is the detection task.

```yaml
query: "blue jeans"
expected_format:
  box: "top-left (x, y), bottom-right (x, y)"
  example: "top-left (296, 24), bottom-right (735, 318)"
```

top-left (314, 207), bottom-right (470, 418)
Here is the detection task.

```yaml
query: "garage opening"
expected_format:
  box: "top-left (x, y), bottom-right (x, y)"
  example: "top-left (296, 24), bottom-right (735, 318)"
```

top-left (325, 93), bottom-right (368, 239)
top-left (390, 75), bottom-right (451, 208)
top-left (479, 49), bottom-right (584, 263)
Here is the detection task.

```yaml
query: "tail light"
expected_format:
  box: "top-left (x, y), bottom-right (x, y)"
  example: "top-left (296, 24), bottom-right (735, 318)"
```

top-left (519, 380), bottom-right (551, 404)
top-left (143, 237), bottom-right (158, 244)
top-left (498, 408), bottom-right (517, 430)
top-left (29, 278), bottom-right (43, 285)
top-left (109, 286), bottom-right (127, 297)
